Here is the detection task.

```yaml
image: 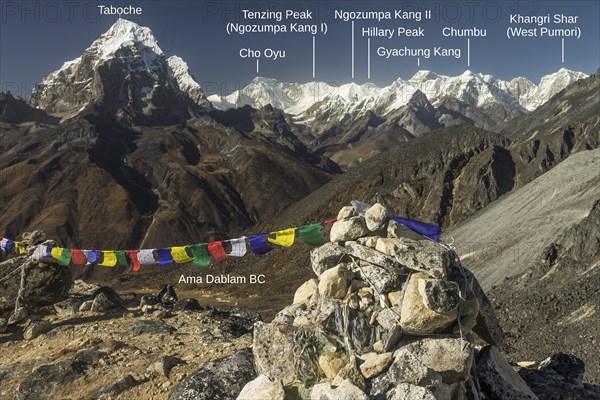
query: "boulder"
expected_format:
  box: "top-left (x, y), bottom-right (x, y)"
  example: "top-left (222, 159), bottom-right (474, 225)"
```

top-left (358, 352), bottom-right (393, 378)
top-left (236, 375), bottom-right (285, 400)
top-left (310, 242), bottom-right (347, 276)
top-left (173, 298), bottom-right (202, 312)
top-left (90, 286), bottom-right (124, 312)
top-left (12, 360), bottom-right (85, 400)
top-left (158, 285), bottom-right (178, 305)
top-left (310, 379), bottom-right (368, 400)
top-left (364, 203), bottom-right (391, 231)
top-left (0, 257), bottom-right (72, 312)
top-left (23, 320), bottom-right (52, 340)
top-left (329, 217), bottom-right (370, 242)
top-left (378, 238), bottom-right (456, 279)
top-left (293, 279), bottom-right (318, 305)
top-left (400, 273), bottom-right (457, 334)
top-left (90, 375), bottom-right (137, 399)
top-left (389, 383), bottom-right (437, 400)
top-left (318, 264), bottom-right (350, 300)
top-left (401, 338), bottom-right (473, 384)
top-left (354, 262), bottom-right (403, 294)
top-left (476, 346), bottom-right (537, 399)
top-left (344, 242), bottom-right (406, 272)
top-left (466, 270), bottom-right (506, 347)
top-left (388, 347), bottom-right (443, 387)
top-left (168, 348), bottom-right (256, 400)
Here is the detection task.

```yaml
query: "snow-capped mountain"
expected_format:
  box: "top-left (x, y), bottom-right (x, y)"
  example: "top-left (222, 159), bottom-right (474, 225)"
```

top-left (29, 18), bottom-right (209, 123)
top-left (209, 68), bottom-right (588, 128)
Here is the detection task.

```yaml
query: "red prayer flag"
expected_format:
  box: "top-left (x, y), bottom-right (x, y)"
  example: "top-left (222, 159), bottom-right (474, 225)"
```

top-left (126, 250), bottom-right (141, 272)
top-left (207, 241), bottom-right (229, 262)
top-left (71, 249), bottom-right (87, 265)
top-left (324, 218), bottom-right (337, 224)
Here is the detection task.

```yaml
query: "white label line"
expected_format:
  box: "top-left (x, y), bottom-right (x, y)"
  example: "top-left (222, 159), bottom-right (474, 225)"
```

top-left (562, 38), bottom-right (565, 63)
top-left (352, 21), bottom-right (355, 79)
top-left (313, 36), bottom-right (316, 78)
top-left (256, 59), bottom-right (259, 74)
top-left (367, 38), bottom-right (371, 79)
top-left (467, 38), bottom-right (471, 67)
top-left (418, 57), bottom-right (420, 67)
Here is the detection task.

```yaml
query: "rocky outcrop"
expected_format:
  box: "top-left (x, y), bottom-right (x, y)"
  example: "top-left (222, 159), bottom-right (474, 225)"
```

top-left (0, 232), bottom-right (71, 313)
top-left (238, 203), bottom-right (535, 399)
top-left (167, 348), bottom-right (256, 400)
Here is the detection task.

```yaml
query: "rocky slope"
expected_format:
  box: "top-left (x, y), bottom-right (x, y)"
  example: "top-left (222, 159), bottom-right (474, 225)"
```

top-left (447, 149), bottom-right (600, 383)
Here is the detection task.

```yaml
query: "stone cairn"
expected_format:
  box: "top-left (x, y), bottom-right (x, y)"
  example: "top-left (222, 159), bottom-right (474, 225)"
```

top-left (240, 204), bottom-right (538, 400)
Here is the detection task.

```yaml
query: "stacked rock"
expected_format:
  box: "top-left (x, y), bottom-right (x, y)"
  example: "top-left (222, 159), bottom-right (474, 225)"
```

top-left (243, 203), bottom-right (537, 400)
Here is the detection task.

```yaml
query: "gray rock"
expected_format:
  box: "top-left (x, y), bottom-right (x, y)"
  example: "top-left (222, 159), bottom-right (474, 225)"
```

top-left (12, 360), bottom-right (85, 400)
top-left (23, 320), bottom-right (52, 340)
top-left (90, 375), bottom-right (138, 399)
top-left (168, 348), bottom-right (256, 400)
top-left (8, 307), bottom-right (28, 324)
top-left (90, 286), bottom-right (124, 312)
top-left (389, 347), bottom-right (443, 387)
top-left (236, 375), bottom-right (285, 400)
top-left (0, 317), bottom-right (6, 333)
top-left (387, 220), bottom-right (426, 240)
top-left (389, 383), bottom-right (437, 400)
top-left (330, 217), bottom-right (370, 242)
top-left (337, 206), bottom-right (357, 220)
top-left (403, 337), bottom-right (474, 384)
top-left (310, 242), bottom-right (347, 276)
top-left (376, 307), bottom-right (401, 331)
top-left (476, 346), bottom-right (537, 399)
top-left (379, 238), bottom-right (456, 279)
top-left (53, 298), bottom-right (82, 316)
top-left (74, 349), bottom-right (106, 366)
top-left (310, 379), bottom-right (368, 400)
top-left (131, 319), bottom-right (176, 335)
top-left (148, 355), bottom-right (184, 377)
top-left (0, 257), bottom-right (72, 312)
top-left (344, 242), bottom-right (407, 273)
top-left (364, 203), bottom-right (392, 231)
top-left (417, 278), bottom-right (460, 313)
top-left (173, 298), bottom-right (202, 312)
top-left (140, 294), bottom-right (160, 308)
top-left (355, 262), bottom-right (403, 294)
top-left (318, 264), bottom-right (350, 299)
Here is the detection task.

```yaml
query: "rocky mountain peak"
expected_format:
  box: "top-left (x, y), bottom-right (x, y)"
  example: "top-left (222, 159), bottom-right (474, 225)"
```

top-left (28, 19), bottom-right (209, 124)
top-left (90, 18), bottom-right (163, 60)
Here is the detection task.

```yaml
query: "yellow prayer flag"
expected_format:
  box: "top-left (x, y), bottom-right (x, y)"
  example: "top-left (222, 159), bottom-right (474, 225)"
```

top-left (267, 228), bottom-right (296, 247)
top-left (51, 247), bottom-right (64, 260)
top-left (99, 251), bottom-right (117, 267)
top-left (15, 242), bottom-right (25, 254)
top-left (172, 246), bottom-right (193, 263)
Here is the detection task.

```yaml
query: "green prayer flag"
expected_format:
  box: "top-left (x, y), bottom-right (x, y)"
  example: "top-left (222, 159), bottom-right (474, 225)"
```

top-left (190, 244), bottom-right (210, 267)
top-left (115, 250), bottom-right (128, 266)
top-left (58, 248), bottom-right (72, 266)
top-left (299, 223), bottom-right (326, 246)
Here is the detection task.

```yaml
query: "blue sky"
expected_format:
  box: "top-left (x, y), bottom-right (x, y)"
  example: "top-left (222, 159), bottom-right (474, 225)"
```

top-left (1, 0), bottom-right (598, 98)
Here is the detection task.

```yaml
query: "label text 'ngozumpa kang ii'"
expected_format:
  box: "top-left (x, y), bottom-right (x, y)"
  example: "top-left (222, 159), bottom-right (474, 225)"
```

top-left (333, 9), bottom-right (432, 22)
top-left (507, 13), bottom-right (581, 39)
